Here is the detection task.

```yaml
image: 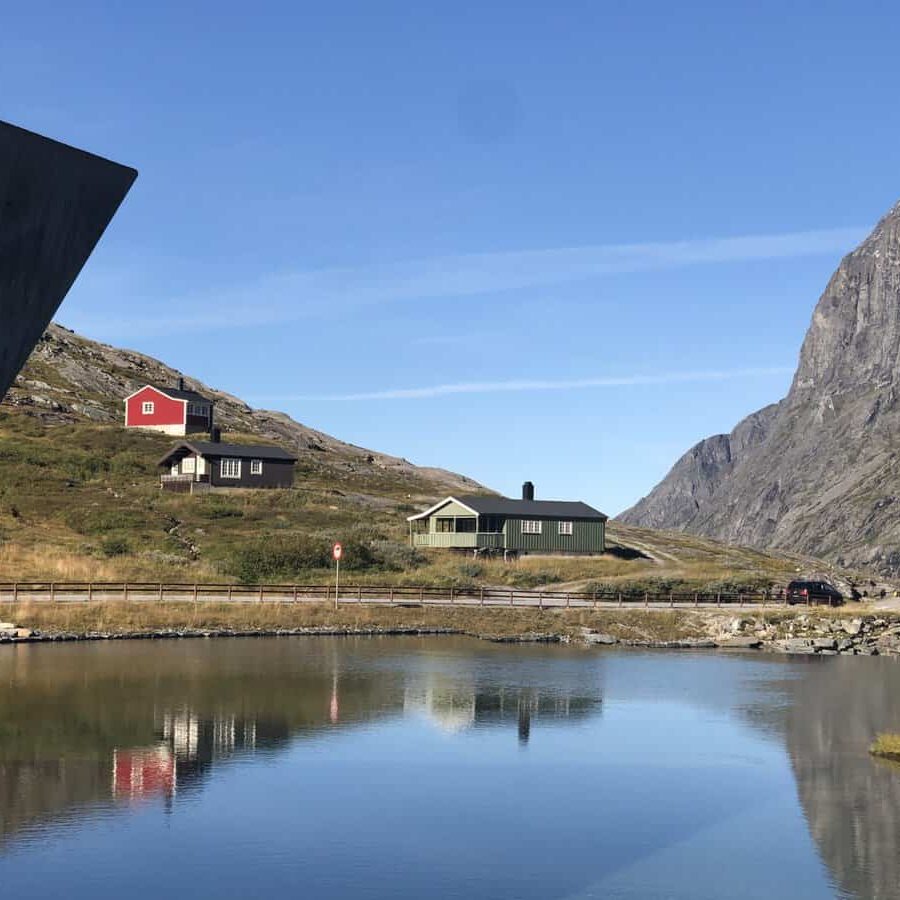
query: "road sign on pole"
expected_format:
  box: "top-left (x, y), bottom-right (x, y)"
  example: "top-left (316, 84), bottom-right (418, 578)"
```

top-left (333, 543), bottom-right (342, 608)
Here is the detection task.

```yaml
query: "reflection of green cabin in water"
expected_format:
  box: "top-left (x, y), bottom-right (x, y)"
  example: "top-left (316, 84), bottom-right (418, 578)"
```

top-left (407, 482), bottom-right (608, 556)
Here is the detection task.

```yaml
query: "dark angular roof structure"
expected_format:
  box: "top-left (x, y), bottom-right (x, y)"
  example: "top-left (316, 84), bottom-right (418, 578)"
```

top-left (458, 495), bottom-right (608, 520)
top-left (0, 120), bottom-right (137, 399)
top-left (159, 441), bottom-right (298, 465)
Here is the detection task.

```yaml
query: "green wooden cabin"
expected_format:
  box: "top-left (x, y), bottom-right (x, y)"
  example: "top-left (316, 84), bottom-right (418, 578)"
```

top-left (407, 483), bottom-right (607, 556)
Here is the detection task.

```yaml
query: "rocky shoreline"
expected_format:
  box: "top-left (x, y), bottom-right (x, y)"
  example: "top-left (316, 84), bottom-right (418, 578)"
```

top-left (2, 612), bottom-right (900, 654)
top-left (581, 612), bottom-right (900, 655)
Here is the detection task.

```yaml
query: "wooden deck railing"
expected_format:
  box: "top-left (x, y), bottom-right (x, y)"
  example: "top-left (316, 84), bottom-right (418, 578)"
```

top-left (0, 582), bottom-right (842, 608)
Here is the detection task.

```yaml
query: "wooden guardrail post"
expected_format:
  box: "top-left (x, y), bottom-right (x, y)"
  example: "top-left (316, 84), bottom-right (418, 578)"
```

top-left (193, 583), bottom-right (199, 602)
top-left (88, 582), bottom-right (93, 602)
top-left (717, 592), bottom-right (721, 607)
top-left (510, 590), bottom-right (514, 607)
top-left (617, 592), bottom-right (622, 608)
top-left (49, 582), bottom-right (55, 603)
top-left (480, 587), bottom-right (485, 606)
top-left (669, 591), bottom-right (674, 608)
top-left (644, 591), bottom-right (649, 608)
top-left (159, 583), bottom-right (164, 602)
top-left (258, 584), bottom-right (263, 603)
top-left (13, 582), bottom-right (18, 602)
top-left (390, 588), bottom-right (395, 604)
top-left (357, 585), bottom-right (361, 603)
top-left (123, 582), bottom-right (128, 602)
top-left (450, 587), bottom-right (454, 605)
top-left (539, 591), bottom-right (543, 610)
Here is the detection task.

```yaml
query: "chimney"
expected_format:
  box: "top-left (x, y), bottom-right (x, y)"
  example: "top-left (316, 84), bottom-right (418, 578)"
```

top-left (177, 376), bottom-right (185, 391)
top-left (211, 426), bottom-right (221, 443)
top-left (522, 481), bottom-right (534, 501)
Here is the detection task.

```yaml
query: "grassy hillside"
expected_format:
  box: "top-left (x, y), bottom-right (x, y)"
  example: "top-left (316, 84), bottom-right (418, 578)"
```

top-left (0, 406), bottom-right (858, 591)
top-left (0, 324), bottom-right (871, 591)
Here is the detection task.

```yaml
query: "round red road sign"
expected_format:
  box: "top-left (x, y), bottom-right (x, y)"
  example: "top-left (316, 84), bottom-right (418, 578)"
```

top-left (333, 542), bottom-right (343, 561)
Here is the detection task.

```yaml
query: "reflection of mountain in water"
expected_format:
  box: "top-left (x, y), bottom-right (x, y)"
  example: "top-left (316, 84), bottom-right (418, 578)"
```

top-left (0, 638), bottom-right (602, 845)
top-left (779, 658), bottom-right (900, 900)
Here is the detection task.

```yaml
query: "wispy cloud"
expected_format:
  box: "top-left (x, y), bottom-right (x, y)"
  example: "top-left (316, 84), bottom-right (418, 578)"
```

top-left (264, 366), bottom-right (794, 402)
top-left (68, 226), bottom-right (864, 340)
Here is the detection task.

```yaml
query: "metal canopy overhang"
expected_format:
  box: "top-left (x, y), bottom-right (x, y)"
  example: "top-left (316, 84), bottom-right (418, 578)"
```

top-left (0, 120), bottom-right (137, 399)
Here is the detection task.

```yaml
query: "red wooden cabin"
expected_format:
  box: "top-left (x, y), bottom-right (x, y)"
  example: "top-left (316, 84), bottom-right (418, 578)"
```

top-left (124, 379), bottom-right (213, 436)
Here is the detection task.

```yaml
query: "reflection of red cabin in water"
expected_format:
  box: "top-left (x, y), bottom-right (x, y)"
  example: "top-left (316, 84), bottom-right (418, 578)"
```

top-left (113, 746), bottom-right (176, 803)
top-left (123, 379), bottom-right (213, 436)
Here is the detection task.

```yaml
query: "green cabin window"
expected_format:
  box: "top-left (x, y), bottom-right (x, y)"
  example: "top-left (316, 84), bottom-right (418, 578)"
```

top-left (522, 520), bottom-right (542, 534)
top-left (558, 521), bottom-right (573, 535)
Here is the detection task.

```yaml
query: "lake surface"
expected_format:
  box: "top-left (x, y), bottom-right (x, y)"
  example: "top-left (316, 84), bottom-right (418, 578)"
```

top-left (1, 637), bottom-right (899, 899)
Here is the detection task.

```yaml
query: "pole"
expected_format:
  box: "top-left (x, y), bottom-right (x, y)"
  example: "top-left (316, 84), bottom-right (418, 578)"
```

top-left (334, 557), bottom-right (340, 610)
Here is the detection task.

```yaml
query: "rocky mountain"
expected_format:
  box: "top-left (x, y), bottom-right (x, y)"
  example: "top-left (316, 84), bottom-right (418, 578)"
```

top-left (5, 323), bottom-right (483, 498)
top-left (621, 199), bottom-right (900, 575)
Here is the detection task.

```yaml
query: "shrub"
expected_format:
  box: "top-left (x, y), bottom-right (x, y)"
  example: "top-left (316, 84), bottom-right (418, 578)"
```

top-left (371, 541), bottom-right (426, 571)
top-left (99, 537), bottom-right (130, 557)
top-left (196, 500), bottom-right (244, 520)
top-left (64, 507), bottom-right (147, 536)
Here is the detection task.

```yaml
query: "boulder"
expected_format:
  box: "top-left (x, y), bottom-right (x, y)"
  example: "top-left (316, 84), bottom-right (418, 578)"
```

top-left (719, 637), bottom-right (762, 649)
top-left (776, 638), bottom-right (816, 654)
top-left (585, 633), bottom-right (618, 645)
top-left (841, 619), bottom-right (864, 636)
top-left (813, 638), bottom-right (837, 651)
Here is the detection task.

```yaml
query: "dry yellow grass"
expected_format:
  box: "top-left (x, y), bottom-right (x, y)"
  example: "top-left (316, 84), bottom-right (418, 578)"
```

top-left (870, 733), bottom-right (900, 761)
top-left (0, 601), bottom-right (709, 642)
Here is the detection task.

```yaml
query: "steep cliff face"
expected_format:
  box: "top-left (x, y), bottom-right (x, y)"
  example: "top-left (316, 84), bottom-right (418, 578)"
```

top-left (621, 200), bottom-right (900, 575)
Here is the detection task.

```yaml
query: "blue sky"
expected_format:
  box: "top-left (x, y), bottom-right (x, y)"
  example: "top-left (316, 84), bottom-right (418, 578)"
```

top-left (4, 1), bottom-right (899, 513)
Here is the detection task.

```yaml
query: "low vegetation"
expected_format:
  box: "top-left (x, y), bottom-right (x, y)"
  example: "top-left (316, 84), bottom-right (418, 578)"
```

top-left (0, 407), bottom-right (865, 593)
top-left (870, 733), bottom-right (900, 762)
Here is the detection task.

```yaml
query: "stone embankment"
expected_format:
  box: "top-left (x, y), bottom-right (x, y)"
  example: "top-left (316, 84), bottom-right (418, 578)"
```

top-left (582, 613), bottom-right (900, 655)
top-left (3, 612), bottom-right (900, 653)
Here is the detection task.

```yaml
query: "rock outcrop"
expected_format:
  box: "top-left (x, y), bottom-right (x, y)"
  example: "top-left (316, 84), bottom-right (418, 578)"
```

top-left (621, 199), bottom-right (900, 575)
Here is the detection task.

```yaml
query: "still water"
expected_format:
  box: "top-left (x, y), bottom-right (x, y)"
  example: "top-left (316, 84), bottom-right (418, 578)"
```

top-left (0, 637), bottom-right (898, 899)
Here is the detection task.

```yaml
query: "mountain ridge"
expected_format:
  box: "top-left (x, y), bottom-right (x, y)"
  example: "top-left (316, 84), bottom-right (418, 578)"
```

top-left (621, 198), bottom-right (900, 575)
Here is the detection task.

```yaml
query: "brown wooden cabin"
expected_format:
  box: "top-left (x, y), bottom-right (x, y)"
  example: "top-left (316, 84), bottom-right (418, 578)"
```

top-left (159, 439), bottom-right (297, 492)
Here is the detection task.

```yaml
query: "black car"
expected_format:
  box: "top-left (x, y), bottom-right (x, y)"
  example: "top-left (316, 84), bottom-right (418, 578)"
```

top-left (785, 580), bottom-right (844, 606)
